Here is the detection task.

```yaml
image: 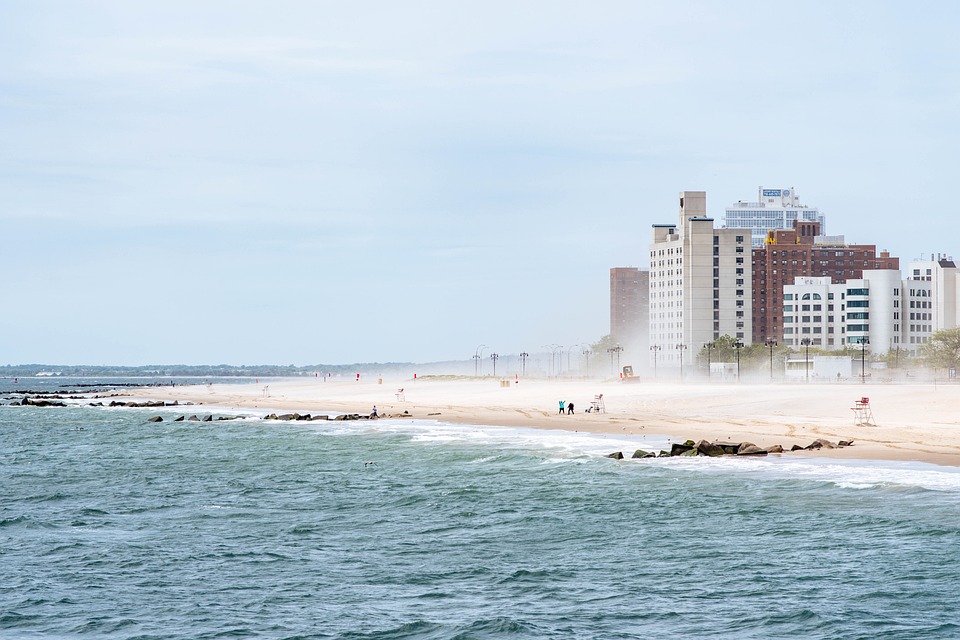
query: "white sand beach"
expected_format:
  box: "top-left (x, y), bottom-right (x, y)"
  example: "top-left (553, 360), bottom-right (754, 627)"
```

top-left (122, 376), bottom-right (960, 466)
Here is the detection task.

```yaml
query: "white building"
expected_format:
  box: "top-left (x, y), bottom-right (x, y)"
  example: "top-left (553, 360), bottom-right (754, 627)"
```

top-left (725, 187), bottom-right (825, 248)
top-left (783, 271), bottom-right (924, 356)
top-left (907, 255), bottom-right (959, 333)
top-left (650, 191), bottom-right (752, 369)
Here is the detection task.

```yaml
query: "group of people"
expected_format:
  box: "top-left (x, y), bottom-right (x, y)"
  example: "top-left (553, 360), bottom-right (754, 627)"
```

top-left (558, 400), bottom-right (575, 415)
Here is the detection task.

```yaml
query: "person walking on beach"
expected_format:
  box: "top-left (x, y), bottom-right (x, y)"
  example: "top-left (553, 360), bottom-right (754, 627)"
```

top-left (559, 400), bottom-right (565, 415)
top-left (567, 402), bottom-right (574, 415)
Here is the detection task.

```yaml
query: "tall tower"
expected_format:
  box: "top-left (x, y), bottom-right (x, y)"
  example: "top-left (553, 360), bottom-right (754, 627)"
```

top-left (725, 187), bottom-right (825, 248)
top-left (610, 267), bottom-right (649, 363)
top-left (649, 191), bottom-right (751, 369)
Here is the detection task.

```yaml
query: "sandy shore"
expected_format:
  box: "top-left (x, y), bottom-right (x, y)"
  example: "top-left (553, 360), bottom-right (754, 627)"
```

top-left (123, 376), bottom-right (960, 466)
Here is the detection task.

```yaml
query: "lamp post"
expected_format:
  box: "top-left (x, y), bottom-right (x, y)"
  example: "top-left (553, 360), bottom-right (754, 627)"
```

top-left (490, 352), bottom-right (499, 377)
top-left (801, 338), bottom-right (811, 383)
top-left (858, 337), bottom-right (869, 384)
top-left (607, 345), bottom-right (623, 377)
top-left (765, 339), bottom-right (778, 382)
top-left (582, 349), bottom-right (591, 378)
top-left (733, 340), bottom-right (744, 381)
top-left (519, 352), bottom-right (529, 377)
top-left (650, 345), bottom-right (661, 379)
top-left (473, 344), bottom-right (487, 377)
top-left (704, 342), bottom-right (715, 381)
top-left (676, 343), bottom-right (687, 381)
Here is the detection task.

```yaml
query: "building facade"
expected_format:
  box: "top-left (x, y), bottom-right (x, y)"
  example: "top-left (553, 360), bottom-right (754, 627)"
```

top-left (650, 191), bottom-right (751, 368)
top-left (610, 267), bottom-right (649, 363)
top-left (783, 271), bottom-right (927, 356)
top-left (724, 187), bottom-right (825, 248)
top-left (751, 220), bottom-right (900, 345)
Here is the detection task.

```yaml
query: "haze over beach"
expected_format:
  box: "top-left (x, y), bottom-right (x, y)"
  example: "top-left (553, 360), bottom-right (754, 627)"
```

top-left (7, 2), bottom-right (960, 638)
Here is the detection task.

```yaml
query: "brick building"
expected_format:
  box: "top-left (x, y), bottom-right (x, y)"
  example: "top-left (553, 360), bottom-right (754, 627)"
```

top-left (610, 267), bottom-right (649, 360)
top-left (751, 220), bottom-right (899, 344)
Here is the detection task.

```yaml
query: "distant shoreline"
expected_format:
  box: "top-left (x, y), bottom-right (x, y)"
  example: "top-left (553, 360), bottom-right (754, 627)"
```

top-left (110, 377), bottom-right (960, 468)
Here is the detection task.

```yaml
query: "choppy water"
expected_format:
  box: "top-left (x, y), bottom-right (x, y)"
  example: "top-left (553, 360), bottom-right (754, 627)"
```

top-left (3, 390), bottom-right (960, 638)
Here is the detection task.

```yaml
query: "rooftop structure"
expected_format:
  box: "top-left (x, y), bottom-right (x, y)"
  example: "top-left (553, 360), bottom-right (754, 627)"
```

top-left (725, 187), bottom-right (825, 248)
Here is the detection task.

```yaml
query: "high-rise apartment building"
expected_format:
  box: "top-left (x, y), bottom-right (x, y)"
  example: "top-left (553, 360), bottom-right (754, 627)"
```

top-left (610, 267), bottom-right (649, 361)
top-left (907, 255), bottom-right (959, 332)
top-left (650, 191), bottom-right (751, 369)
top-left (725, 187), bottom-right (825, 248)
top-left (751, 220), bottom-right (900, 345)
top-left (784, 271), bottom-right (925, 356)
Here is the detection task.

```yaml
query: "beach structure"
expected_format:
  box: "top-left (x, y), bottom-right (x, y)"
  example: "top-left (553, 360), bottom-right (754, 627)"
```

top-left (649, 191), bottom-right (751, 370)
top-left (724, 186), bottom-right (826, 249)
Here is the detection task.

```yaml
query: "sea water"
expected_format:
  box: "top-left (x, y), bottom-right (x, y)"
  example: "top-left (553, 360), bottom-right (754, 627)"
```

top-left (3, 389), bottom-right (960, 638)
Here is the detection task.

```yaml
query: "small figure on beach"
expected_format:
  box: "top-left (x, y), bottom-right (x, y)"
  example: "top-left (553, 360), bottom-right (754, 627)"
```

top-left (356, 373), bottom-right (360, 382)
top-left (559, 400), bottom-right (565, 415)
top-left (567, 402), bottom-right (574, 415)
top-left (371, 405), bottom-right (378, 418)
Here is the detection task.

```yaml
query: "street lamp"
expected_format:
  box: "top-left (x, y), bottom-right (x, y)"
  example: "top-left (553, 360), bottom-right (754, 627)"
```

top-left (581, 349), bottom-right (591, 378)
top-left (519, 352), bottom-right (529, 377)
top-left (650, 345), bottom-right (661, 378)
top-left (473, 344), bottom-right (487, 377)
top-left (733, 340), bottom-right (744, 381)
top-left (490, 352), bottom-right (499, 377)
top-left (857, 337), bottom-right (869, 384)
top-left (765, 339), bottom-right (778, 382)
top-left (676, 343), bottom-right (687, 381)
top-left (607, 345), bottom-right (623, 376)
top-left (801, 338), bottom-right (811, 383)
top-left (704, 342), bottom-right (715, 381)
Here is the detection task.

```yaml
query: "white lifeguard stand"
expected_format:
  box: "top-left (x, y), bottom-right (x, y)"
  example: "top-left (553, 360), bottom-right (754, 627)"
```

top-left (590, 394), bottom-right (605, 414)
top-left (851, 396), bottom-right (875, 426)
top-left (395, 388), bottom-right (406, 402)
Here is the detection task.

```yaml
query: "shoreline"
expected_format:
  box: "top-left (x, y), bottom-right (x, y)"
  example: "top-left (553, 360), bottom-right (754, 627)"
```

top-left (115, 377), bottom-right (960, 467)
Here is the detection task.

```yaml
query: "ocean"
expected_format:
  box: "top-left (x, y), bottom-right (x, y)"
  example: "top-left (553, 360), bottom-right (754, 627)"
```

top-left (3, 380), bottom-right (960, 639)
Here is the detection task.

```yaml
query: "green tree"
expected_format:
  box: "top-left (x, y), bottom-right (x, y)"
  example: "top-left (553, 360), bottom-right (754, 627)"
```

top-left (922, 327), bottom-right (960, 369)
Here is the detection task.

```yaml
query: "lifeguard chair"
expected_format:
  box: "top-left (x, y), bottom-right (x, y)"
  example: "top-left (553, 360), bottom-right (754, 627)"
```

top-left (395, 388), bottom-right (406, 402)
top-left (851, 396), bottom-right (875, 426)
top-left (590, 394), bottom-right (605, 414)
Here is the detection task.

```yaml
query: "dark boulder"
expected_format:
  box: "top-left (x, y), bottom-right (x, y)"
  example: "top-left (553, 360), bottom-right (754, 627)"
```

top-left (632, 449), bottom-right (656, 458)
top-left (606, 451), bottom-right (624, 460)
top-left (838, 440), bottom-right (854, 447)
top-left (712, 441), bottom-right (743, 455)
top-left (764, 444), bottom-right (784, 453)
top-left (791, 444), bottom-right (805, 451)
top-left (805, 438), bottom-right (836, 450)
top-left (174, 416), bottom-right (185, 422)
top-left (696, 440), bottom-right (725, 457)
top-left (202, 415), bottom-right (213, 422)
top-left (187, 415), bottom-right (199, 421)
top-left (736, 445), bottom-right (768, 456)
top-left (669, 442), bottom-right (694, 456)
top-left (146, 416), bottom-right (163, 423)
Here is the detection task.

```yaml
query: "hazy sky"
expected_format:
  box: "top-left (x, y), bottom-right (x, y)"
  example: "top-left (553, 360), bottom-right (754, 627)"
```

top-left (2, 1), bottom-right (958, 365)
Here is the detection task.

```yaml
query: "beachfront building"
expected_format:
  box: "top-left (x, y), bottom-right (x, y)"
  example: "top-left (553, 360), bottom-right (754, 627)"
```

top-left (724, 187), bottom-right (825, 248)
top-left (649, 191), bottom-right (751, 370)
top-left (609, 267), bottom-right (649, 362)
top-left (751, 219), bottom-right (900, 345)
top-left (783, 270), bottom-right (919, 356)
top-left (907, 255), bottom-right (960, 332)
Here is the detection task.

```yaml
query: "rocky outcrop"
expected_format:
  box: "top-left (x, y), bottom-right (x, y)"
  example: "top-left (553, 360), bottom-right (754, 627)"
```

top-left (606, 451), bottom-right (624, 460)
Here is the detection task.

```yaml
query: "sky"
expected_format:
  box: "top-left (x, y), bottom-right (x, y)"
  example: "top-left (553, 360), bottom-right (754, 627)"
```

top-left (2, 1), bottom-right (959, 366)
